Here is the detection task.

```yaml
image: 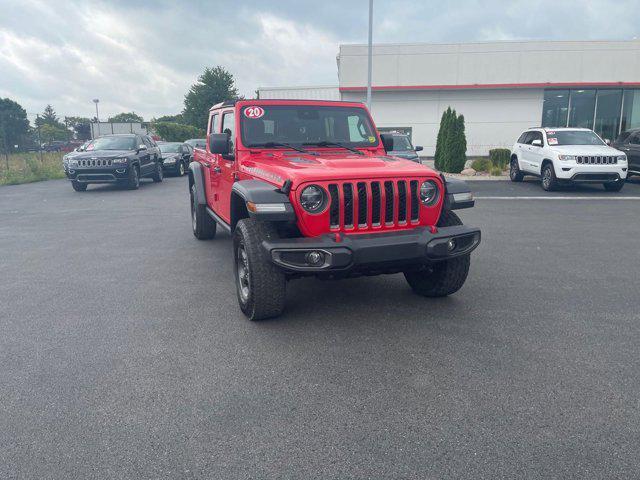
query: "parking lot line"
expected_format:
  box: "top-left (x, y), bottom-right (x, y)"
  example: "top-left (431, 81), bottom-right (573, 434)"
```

top-left (476, 196), bottom-right (640, 200)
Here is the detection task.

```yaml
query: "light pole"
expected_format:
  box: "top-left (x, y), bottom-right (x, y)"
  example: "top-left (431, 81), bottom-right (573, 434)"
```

top-left (93, 98), bottom-right (100, 137)
top-left (366, 0), bottom-right (373, 111)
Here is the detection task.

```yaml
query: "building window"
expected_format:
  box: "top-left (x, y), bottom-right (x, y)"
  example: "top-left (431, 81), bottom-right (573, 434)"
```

top-left (621, 89), bottom-right (640, 133)
top-left (568, 89), bottom-right (596, 129)
top-left (594, 89), bottom-right (623, 142)
top-left (542, 90), bottom-right (569, 128)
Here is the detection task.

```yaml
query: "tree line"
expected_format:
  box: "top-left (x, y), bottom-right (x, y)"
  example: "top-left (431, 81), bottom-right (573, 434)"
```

top-left (1, 65), bottom-right (241, 152)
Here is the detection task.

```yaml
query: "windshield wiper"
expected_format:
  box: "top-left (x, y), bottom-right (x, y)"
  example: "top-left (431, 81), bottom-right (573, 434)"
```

top-left (303, 141), bottom-right (364, 155)
top-left (247, 142), bottom-right (316, 155)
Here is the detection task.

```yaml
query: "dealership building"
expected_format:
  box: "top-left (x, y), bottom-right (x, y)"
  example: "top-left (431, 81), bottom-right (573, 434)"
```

top-left (258, 40), bottom-right (640, 156)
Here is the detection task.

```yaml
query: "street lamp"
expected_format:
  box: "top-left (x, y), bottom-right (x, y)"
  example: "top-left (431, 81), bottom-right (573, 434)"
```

top-left (93, 98), bottom-right (100, 137)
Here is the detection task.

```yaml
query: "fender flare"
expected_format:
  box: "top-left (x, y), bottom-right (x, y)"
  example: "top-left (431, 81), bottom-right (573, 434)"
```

top-left (231, 180), bottom-right (296, 225)
top-left (440, 175), bottom-right (475, 211)
top-left (188, 162), bottom-right (207, 205)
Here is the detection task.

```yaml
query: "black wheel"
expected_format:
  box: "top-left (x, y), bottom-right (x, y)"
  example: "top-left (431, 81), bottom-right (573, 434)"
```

top-left (404, 210), bottom-right (470, 297)
top-left (190, 184), bottom-right (216, 240)
top-left (541, 163), bottom-right (558, 191)
top-left (178, 161), bottom-right (185, 177)
top-left (510, 157), bottom-right (524, 182)
top-left (71, 181), bottom-right (87, 192)
top-left (603, 180), bottom-right (624, 192)
top-left (126, 166), bottom-right (140, 190)
top-left (233, 218), bottom-right (286, 321)
top-left (151, 162), bottom-right (163, 182)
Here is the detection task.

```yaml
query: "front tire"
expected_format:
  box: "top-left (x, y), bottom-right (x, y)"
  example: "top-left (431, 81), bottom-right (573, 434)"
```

top-left (510, 157), bottom-right (524, 182)
top-left (603, 180), bottom-right (624, 192)
top-left (190, 184), bottom-right (216, 240)
top-left (541, 162), bottom-right (558, 191)
top-left (151, 162), bottom-right (163, 182)
top-left (234, 219), bottom-right (286, 321)
top-left (71, 181), bottom-right (87, 192)
top-left (404, 210), bottom-right (470, 297)
top-left (178, 161), bottom-right (185, 176)
top-left (126, 166), bottom-right (140, 190)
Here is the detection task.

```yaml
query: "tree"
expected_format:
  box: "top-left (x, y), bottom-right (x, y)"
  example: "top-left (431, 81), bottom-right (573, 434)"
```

top-left (182, 66), bottom-right (239, 129)
top-left (64, 116), bottom-right (91, 140)
top-left (153, 122), bottom-right (205, 142)
top-left (0, 98), bottom-right (30, 154)
top-left (433, 107), bottom-right (467, 174)
top-left (107, 112), bottom-right (144, 123)
top-left (39, 123), bottom-right (69, 143)
top-left (36, 104), bottom-right (65, 129)
top-left (153, 114), bottom-right (184, 124)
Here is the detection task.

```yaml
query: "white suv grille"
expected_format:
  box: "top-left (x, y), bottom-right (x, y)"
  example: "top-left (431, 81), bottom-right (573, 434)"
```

top-left (576, 156), bottom-right (617, 165)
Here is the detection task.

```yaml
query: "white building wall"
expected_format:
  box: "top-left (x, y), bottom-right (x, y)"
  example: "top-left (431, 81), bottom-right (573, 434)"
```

top-left (342, 88), bottom-right (544, 156)
top-left (258, 86), bottom-right (340, 100)
top-left (339, 40), bottom-right (640, 88)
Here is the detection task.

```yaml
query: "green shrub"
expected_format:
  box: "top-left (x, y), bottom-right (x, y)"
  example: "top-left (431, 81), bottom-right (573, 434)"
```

top-left (471, 158), bottom-right (492, 172)
top-left (489, 148), bottom-right (511, 169)
top-left (153, 122), bottom-right (206, 142)
top-left (490, 166), bottom-right (503, 176)
top-left (434, 107), bottom-right (467, 173)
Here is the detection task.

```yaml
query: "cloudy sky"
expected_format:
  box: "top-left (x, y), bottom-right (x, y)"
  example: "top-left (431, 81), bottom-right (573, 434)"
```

top-left (1, 0), bottom-right (638, 123)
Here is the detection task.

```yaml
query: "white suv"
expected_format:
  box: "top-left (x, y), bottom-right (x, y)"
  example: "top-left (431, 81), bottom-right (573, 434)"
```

top-left (510, 128), bottom-right (628, 191)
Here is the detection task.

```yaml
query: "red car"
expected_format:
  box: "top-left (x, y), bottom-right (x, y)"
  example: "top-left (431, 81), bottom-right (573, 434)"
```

top-left (189, 99), bottom-right (480, 320)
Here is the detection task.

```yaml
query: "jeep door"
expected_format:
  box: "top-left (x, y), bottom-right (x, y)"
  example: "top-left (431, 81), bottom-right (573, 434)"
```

top-left (140, 136), bottom-right (155, 175)
top-left (522, 131), bottom-right (544, 173)
top-left (215, 110), bottom-right (236, 223)
top-left (203, 112), bottom-right (220, 212)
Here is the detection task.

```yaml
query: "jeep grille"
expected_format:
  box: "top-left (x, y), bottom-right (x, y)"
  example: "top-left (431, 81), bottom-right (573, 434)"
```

top-left (78, 159), bottom-right (113, 167)
top-left (576, 155), bottom-right (617, 165)
top-left (327, 179), bottom-right (422, 231)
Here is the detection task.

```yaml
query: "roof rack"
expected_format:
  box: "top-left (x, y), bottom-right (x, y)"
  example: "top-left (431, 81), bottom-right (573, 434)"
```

top-left (210, 99), bottom-right (238, 109)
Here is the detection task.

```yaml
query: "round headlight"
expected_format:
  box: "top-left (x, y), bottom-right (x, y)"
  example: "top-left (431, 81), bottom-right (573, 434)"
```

top-left (300, 185), bottom-right (327, 214)
top-left (419, 180), bottom-right (439, 206)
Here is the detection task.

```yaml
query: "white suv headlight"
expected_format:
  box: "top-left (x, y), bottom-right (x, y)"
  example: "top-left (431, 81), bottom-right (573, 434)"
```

top-left (617, 155), bottom-right (627, 162)
top-left (558, 155), bottom-right (577, 161)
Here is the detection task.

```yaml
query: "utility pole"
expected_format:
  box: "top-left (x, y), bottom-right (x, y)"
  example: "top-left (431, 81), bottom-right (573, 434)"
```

top-left (0, 111), bottom-right (9, 170)
top-left (93, 98), bottom-right (100, 137)
top-left (366, 0), bottom-right (373, 111)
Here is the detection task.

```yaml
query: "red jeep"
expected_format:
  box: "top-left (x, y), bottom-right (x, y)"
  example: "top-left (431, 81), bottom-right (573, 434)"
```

top-left (189, 100), bottom-right (480, 320)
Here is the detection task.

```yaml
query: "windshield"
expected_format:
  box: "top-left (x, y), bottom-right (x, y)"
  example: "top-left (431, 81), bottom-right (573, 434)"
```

top-left (392, 136), bottom-right (413, 151)
top-left (241, 105), bottom-right (378, 149)
top-left (86, 136), bottom-right (136, 151)
top-left (546, 130), bottom-right (605, 146)
top-left (185, 139), bottom-right (205, 148)
top-left (159, 143), bottom-right (181, 153)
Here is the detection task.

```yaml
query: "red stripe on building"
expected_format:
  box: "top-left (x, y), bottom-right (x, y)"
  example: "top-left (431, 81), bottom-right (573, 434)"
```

top-left (339, 82), bottom-right (640, 92)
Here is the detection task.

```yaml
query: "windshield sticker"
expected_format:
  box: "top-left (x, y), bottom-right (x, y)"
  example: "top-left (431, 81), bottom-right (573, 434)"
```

top-left (548, 137), bottom-right (558, 145)
top-left (244, 106), bottom-right (265, 119)
top-left (368, 136), bottom-right (376, 143)
top-left (546, 130), bottom-right (555, 135)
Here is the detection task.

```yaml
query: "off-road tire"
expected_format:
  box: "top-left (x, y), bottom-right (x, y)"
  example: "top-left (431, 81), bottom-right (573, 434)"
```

top-left (541, 162), bottom-right (558, 191)
top-left (151, 162), bottom-right (163, 182)
top-left (510, 157), bottom-right (524, 182)
top-left (603, 180), bottom-right (624, 192)
top-left (126, 165), bottom-right (140, 190)
top-left (233, 218), bottom-right (286, 321)
top-left (190, 184), bottom-right (216, 240)
top-left (71, 181), bottom-right (87, 192)
top-left (404, 210), bottom-right (470, 297)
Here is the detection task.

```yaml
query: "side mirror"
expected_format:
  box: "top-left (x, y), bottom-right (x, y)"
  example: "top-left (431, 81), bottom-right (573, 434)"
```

top-left (605, 138), bottom-right (611, 145)
top-left (415, 145), bottom-right (423, 152)
top-left (380, 133), bottom-right (394, 153)
top-left (531, 139), bottom-right (542, 147)
top-left (138, 144), bottom-right (147, 151)
top-left (209, 133), bottom-right (231, 155)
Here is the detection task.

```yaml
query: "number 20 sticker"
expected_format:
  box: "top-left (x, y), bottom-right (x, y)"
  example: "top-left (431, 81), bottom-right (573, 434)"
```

top-left (244, 106), bottom-right (265, 118)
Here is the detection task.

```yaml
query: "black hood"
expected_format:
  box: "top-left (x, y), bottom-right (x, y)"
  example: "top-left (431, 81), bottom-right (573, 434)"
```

top-left (73, 149), bottom-right (134, 159)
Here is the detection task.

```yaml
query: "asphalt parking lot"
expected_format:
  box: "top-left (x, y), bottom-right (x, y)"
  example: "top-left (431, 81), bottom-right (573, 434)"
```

top-left (1, 176), bottom-right (639, 479)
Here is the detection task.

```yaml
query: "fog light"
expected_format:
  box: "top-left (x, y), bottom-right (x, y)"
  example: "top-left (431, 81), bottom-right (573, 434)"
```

top-left (447, 239), bottom-right (456, 252)
top-left (305, 251), bottom-right (324, 266)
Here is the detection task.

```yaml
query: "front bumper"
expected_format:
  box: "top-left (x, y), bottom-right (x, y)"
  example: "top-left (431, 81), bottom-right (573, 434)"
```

top-left (65, 167), bottom-right (129, 183)
top-left (262, 225), bottom-right (481, 274)
top-left (555, 163), bottom-right (627, 182)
